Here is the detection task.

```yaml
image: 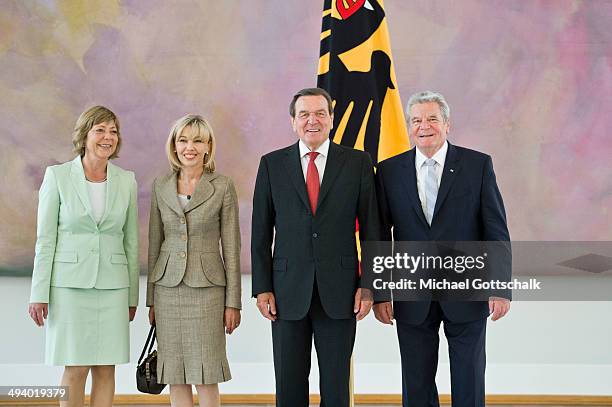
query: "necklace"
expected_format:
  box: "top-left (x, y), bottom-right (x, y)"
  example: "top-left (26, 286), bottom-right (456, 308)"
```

top-left (85, 175), bottom-right (107, 183)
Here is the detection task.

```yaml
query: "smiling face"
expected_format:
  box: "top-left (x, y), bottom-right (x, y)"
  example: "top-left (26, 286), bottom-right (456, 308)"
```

top-left (174, 125), bottom-right (210, 170)
top-left (409, 101), bottom-right (450, 158)
top-left (291, 95), bottom-right (334, 150)
top-left (84, 121), bottom-right (118, 161)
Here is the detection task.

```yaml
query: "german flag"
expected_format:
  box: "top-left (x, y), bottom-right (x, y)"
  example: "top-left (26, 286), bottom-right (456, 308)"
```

top-left (317, 0), bottom-right (409, 164)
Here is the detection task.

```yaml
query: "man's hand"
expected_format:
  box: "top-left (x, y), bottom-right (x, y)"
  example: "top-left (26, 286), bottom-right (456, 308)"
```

top-left (489, 297), bottom-right (510, 321)
top-left (256, 292), bottom-right (277, 321)
top-left (28, 303), bottom-right (48, 327)
top-left (373, 301), bottom-right (394, 325)
top-left (354, 288), bottom-right (373, 321)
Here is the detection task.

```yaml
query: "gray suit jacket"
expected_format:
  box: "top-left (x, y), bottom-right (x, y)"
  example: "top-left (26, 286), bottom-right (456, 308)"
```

top-left (146, 171), bottom-right (241, 309)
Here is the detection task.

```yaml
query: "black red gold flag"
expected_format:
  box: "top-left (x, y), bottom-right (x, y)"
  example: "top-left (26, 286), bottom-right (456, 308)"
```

top-left (317, 0), bottom-right (410, 164)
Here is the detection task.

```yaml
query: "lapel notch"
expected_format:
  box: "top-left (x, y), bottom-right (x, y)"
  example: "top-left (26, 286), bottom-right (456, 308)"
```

top-left (183, 172), bottom-right (218, 213)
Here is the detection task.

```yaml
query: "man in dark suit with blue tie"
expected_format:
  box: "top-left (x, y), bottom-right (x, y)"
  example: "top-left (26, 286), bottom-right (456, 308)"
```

top-left (374, 91), bottom-right (511, 407)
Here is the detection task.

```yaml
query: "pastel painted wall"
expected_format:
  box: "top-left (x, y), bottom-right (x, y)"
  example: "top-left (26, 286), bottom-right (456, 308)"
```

top-left (1, 1), bottom-right (610, 275)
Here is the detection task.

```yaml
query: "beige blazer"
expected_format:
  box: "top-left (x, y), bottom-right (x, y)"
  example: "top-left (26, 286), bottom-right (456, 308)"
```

top-left (146, 171), bottom-right (241, 309)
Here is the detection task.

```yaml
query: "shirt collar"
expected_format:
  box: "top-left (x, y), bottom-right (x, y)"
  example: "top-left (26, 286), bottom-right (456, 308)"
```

top-left (415, 140), bottom-right (448, 168)
top-left (299, 138), bottom-right (330, 158)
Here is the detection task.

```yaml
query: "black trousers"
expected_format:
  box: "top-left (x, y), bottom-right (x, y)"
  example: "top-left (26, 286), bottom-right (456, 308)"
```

top-left (272, 284), bottom-right (357, 407)
top-left (396, 302), bottom-right (487, 407)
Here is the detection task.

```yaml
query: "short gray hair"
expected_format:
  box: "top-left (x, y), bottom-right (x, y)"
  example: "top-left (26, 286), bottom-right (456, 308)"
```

top-left (406, 91), bottom-right (450, 123)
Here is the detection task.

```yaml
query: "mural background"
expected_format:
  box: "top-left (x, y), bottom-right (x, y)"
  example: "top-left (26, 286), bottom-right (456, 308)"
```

top-left (1, 1), bottom-right (610, 276)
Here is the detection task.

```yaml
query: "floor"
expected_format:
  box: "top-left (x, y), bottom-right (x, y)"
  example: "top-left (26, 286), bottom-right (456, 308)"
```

top-left (23, 405), bottom-right (609, 407)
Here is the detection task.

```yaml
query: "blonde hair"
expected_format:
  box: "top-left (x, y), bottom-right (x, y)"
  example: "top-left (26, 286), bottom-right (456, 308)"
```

top-left (165, 114), bottom-right (216, 173)
top-left (72, 106), bottom-right (121, 158)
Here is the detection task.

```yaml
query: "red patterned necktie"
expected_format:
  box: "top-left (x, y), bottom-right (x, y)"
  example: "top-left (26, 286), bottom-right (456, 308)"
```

top-left (306, 151), bottom-right (320, 215)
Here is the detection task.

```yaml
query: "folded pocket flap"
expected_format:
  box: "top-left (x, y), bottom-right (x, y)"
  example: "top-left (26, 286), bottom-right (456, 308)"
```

top-left (272, 258), bottom-right (288, 271)
top-left (54, 251), bottom-right (78, 263)
top-left (111, 253), bottom-right (129, 264)
top-left (150, 252), bottom-right (170, 282)
top-left (200, 253), bottom-right (226, 285)
top-left (154, 251), bottom-right (170, 270)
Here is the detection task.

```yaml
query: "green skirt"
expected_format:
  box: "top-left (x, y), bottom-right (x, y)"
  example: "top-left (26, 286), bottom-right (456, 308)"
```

top-left (46, 287), bottom-right (129, 366)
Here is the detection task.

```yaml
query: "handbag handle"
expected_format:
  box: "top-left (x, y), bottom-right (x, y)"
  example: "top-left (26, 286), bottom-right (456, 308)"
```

top-left (138, 326), bottom-right (157, 365)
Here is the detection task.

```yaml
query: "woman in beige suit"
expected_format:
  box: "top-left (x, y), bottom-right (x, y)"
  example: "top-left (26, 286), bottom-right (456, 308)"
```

top-left (147, 115), bottom-right (241, 407)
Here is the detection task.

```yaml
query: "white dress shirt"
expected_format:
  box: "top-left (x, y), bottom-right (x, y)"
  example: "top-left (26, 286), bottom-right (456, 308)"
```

top-left (415, 141), bottom-right (448, 216)
top-left (299, 138), bottom-right (329, 185)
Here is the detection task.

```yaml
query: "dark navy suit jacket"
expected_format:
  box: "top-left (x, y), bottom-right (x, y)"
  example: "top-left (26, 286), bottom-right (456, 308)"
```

top-left (376, 143), bottom-right (510, 324)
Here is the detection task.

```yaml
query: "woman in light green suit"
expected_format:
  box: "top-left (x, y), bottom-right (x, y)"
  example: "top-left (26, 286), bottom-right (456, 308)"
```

top-left (28, 106), bottom-right (139, 407)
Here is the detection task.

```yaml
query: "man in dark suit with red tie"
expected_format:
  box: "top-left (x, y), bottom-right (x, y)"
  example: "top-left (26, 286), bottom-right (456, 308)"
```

top-left (374, 91), bottom-right (511, 407)
top-left (251, 87), bottom-right (379, 407)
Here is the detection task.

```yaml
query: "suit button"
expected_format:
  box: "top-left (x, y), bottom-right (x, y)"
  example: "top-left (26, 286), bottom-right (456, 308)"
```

top-left (312, 233), bottom-right (318, 238)
top-left (179, 251), bottom-right (186, 258)
top-left (180, 218), bottom-right (186, 224)
top-left (181, 234), bottom-right (187, 241)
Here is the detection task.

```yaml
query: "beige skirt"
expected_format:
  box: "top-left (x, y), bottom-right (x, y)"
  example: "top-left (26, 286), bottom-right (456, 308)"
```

top-left (154, 283), bottom-right (231, 384)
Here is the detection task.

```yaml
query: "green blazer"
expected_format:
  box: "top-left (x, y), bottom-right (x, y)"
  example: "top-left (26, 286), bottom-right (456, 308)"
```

top-left (30, 156), bottom-right (139, 306)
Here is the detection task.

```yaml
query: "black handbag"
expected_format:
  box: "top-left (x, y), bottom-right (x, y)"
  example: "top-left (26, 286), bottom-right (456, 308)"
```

top-left (136, 326), bottom-right (166, 394)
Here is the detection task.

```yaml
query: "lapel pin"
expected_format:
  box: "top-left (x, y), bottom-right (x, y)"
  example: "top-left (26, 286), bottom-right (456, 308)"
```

top-left (449, 168), bottom-right (455, 173)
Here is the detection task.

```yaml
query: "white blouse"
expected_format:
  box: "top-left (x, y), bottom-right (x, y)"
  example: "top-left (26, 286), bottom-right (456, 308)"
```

top-left (86, 180), bottom-right (107, 223)
top-left (177, 194), bottom-right (190, 210)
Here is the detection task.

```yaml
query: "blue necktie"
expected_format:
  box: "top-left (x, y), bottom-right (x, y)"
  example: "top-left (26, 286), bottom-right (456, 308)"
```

top-left (423, 158), bottom-right (438, 225)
